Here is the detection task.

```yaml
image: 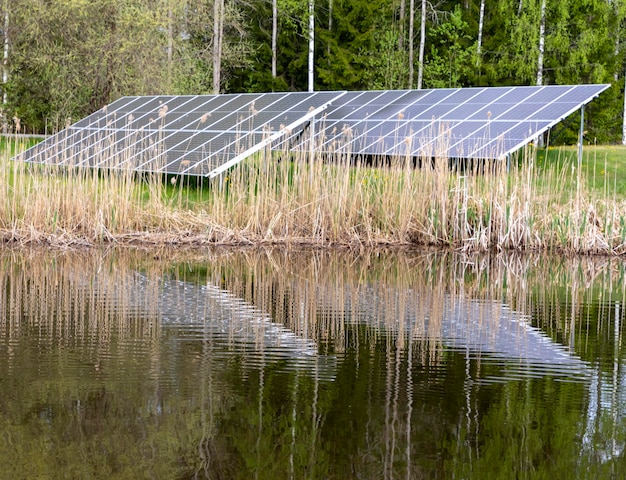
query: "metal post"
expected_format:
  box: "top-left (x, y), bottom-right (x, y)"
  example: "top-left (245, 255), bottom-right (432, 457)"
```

top-left (309, 116), bottom-right (315, 185)
top-left (309, 116), bottom-right (315, 159)
top-left (578, 105), bottom-right (585, 171)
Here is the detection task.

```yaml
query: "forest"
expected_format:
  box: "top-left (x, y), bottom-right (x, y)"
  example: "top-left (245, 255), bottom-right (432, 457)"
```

top-left (1, 0), bottom-right (625, 143)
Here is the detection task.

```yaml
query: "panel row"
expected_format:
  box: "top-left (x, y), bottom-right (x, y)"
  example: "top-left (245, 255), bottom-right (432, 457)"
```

top-left (18, 85), bottom-right (609, 176)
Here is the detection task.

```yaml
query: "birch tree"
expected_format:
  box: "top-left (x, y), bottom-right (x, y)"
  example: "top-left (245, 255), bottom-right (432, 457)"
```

top-left (476, 0), bottom-right (485, 67)
top-left (536, 0), bottom-right (546, 85)
top-left (417, 0), bottom-right (426, 89)
top-left (615, 0), bottom-right (626, 144)
top-left (327, 0), bottom-right (332, 59)
top-left (408, 0), bottom-right (415, 87)
top-left (308, 0), bottom-right (314, 91)
top-left (213, 0), bottom-right (225, 93)
top-left (398, 0), bottom-right (406, 50)
top-left (272, 0), bottom-right (277, 78)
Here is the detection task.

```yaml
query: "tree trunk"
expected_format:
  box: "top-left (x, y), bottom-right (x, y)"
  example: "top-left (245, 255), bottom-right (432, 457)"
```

top-left (417, 0), bottom-right (426, 89)
top-left (213, 0), bottom-right (224, 94)
top-left (476, 0), bottom-right (485, 67)
top-left (327, 0), bottom-right (332, 60)
top-left (408, 0), bottom-right (414, 88)
top-left (3, 2), bottom-right (8, 106)
top-left (612, 1), bottom-right (626, 144)
top-left (622, 72), bottom-right (626, 145)
top-left (308, 0), bottom-right (314, 92)
top-left (398, 0), bottom-right (406, 50)
top-left (272, 0), bottom-right (277, 78)
top-left (536, 0), bottom-right (546, 86)
top-left (167, 1), bottom-right (173, 81)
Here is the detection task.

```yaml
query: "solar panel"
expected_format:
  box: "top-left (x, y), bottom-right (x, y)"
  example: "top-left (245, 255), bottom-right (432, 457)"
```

top-left (17, 91), bottom-right (346, 177)
top-left (16, 85), bottom-right (609, 176)
top-left (303, 84), bottom-right (610, 160)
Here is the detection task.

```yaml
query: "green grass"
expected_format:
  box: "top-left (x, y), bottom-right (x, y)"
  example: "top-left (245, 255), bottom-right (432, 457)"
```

top-left (164, 144), bottom-right (626, 210)
top-left (537, 145), bottom-right (626, 197)
top-left (0, 136), bottom-right (44, 157)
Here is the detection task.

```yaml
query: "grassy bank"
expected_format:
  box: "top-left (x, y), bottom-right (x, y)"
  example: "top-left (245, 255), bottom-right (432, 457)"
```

top-left (3, 139), bottom-right (626, 254)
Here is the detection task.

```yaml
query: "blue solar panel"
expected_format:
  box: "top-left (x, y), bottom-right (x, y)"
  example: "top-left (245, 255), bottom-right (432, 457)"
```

top-left (17, 91), bottom-right (346, 177)
top-left (306, 84), bottom-right (609, 161)
top-left (17, 85), bottom-right (609, 176)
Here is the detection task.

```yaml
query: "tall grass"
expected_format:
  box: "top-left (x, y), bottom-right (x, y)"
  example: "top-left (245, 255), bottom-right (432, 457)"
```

top-left (3, 136), bottom-right (626, 254)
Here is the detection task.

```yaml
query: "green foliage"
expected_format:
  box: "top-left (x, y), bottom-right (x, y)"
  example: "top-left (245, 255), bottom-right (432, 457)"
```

top-left (317, 0), bottom-right (400, 90)
top-left (424, 5), bottom-right (475, 88)
top-left (2, 0), bottom-right (626, 141)
top-left (7, 0), bottom-right (171, 131)
top-left (361, 30), bottom-right (408, 90)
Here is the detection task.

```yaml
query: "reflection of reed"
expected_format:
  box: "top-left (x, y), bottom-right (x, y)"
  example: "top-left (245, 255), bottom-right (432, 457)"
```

top-left (0, 249), bottom-right (235, 478)
top-left (162, 248), bottom-right (625, 363)
top-left (0, 247), bottom-right (624, 478)
top-left (3, 247), bottom-right (619, 364)
top-left (203, 250), bottom-right (516, 357)
top-left (197, 248), bottom-right (622, 478)
top-left (0, 250), bottom-right (161, 347)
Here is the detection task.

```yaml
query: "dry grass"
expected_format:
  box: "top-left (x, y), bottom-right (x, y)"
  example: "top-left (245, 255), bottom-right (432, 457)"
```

top-left (3, 137), bottom-right (626, 254)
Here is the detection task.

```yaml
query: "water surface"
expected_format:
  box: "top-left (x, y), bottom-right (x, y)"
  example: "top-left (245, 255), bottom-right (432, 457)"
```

top-left (0, 248), bottom-right (625, 478)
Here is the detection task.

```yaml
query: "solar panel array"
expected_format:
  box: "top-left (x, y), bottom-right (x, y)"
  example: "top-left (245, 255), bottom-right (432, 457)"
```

top-left (287, 84), bottom-right (610, 160)
top-left (18, 91), bottom-right (344, 177)
top-left (17, 84), bottom-right (609, 176)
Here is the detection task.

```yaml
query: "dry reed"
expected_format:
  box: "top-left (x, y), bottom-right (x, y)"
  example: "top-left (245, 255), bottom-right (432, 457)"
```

top-left (3, 136), bottom-right (626, 254)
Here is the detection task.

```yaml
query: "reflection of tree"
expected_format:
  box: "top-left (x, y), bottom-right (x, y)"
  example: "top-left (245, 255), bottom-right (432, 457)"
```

top-left (187, 248), bottom-right (626, 477)
top-left (525, 255), bottom-right (626, 470)
top-left (0, 251), bottom-right (237, 478)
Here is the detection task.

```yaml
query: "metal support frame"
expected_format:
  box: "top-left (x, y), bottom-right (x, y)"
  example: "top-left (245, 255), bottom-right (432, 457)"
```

top-left (309, 114), bottom-right (316, 185)
top-left (578, 104), bottom-right (585, 171)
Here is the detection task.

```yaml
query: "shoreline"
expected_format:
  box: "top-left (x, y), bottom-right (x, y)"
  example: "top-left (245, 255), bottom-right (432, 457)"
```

top-left (0, 230), bottom-right (623, 258)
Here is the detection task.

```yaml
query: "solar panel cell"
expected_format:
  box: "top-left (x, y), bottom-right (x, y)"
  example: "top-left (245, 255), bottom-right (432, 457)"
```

top-left (497, 104), bottom-right (550, 120)
top-left (521, 86), bottom-right (572, 103)
top-left (212, 94), bottom-right (255, 112)
top-left (365, 90), bottom-right (412, 106)
top-left (467, 103), bottom-right (517, 120)
top-left (440, 103), bottom-right (490, 120)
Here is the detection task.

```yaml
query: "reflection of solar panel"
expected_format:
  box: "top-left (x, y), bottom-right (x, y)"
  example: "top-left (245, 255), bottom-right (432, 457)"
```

top-left (16, 85), bottom-right (609, 176)
top-left (17, 91), bottom-right (345, 177)
top-left (290, 84), bottom-right (610, 160)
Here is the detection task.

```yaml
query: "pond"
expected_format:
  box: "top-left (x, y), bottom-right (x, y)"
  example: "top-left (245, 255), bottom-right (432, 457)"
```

top-left (0, 248), bottom-right (624, 479)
